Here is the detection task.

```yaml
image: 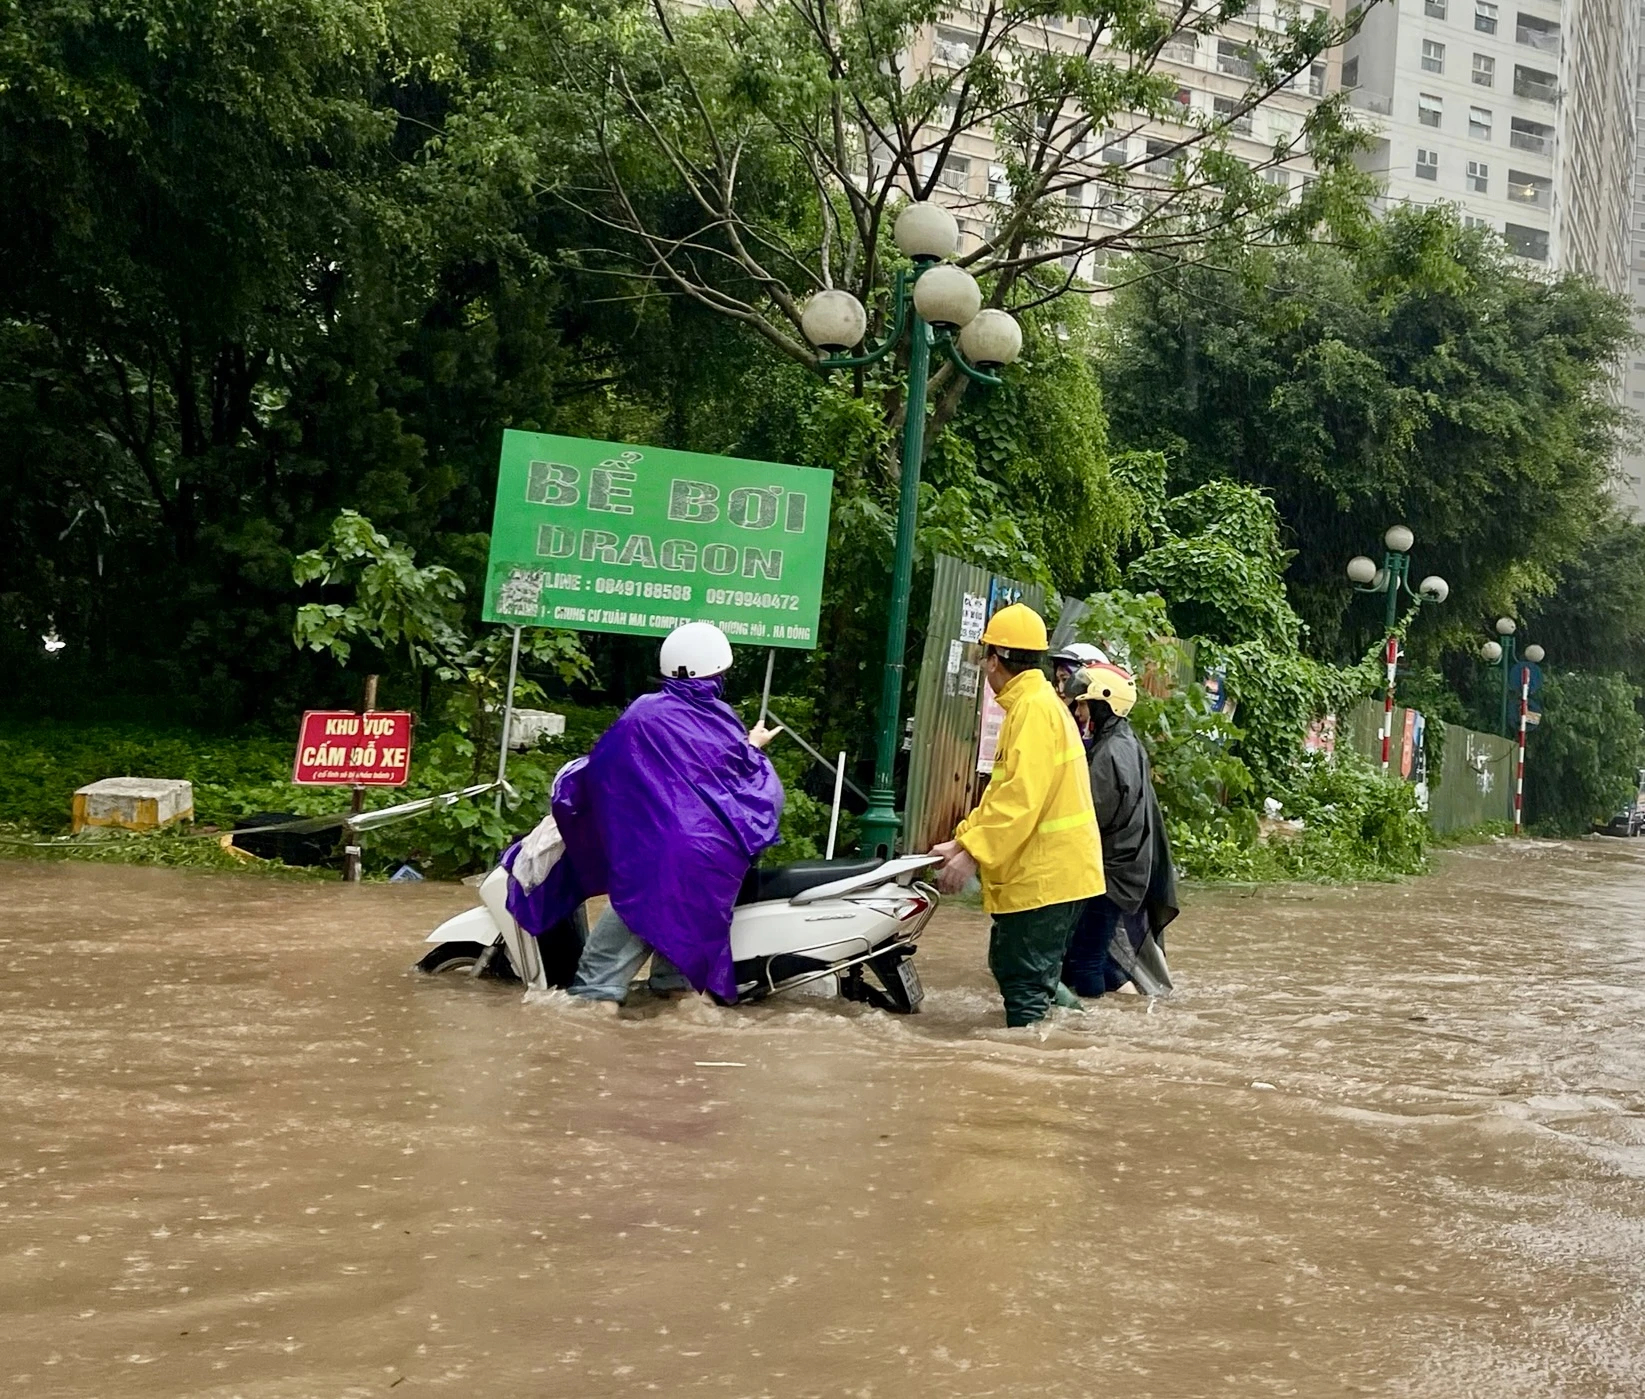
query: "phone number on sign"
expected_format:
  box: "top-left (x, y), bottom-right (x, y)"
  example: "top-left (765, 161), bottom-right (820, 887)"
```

top-left (704, 588), bottom-right (800, 610)
top-left (593, 578), bottom-right (693, 601)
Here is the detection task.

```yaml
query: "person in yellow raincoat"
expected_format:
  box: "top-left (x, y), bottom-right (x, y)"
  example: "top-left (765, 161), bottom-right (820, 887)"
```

top-left (933, 603), bottom-right (1106, 1026)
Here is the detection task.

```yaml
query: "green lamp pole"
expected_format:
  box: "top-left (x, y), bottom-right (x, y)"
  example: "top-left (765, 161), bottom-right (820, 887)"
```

top-left (1346, 526), bottom-right (1448, 772)
top-left (1480, 620), bottom-right (1545, 737)
top-left (797, 201), bottom-right (1024, 858)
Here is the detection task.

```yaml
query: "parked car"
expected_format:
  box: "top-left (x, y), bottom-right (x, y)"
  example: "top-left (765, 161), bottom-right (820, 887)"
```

top-left (1597, 803), bottom-right (1644, 838)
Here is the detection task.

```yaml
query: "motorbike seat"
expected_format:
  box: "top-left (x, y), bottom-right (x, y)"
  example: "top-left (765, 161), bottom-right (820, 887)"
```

top-left (736, 858), bottom-right (884, 906)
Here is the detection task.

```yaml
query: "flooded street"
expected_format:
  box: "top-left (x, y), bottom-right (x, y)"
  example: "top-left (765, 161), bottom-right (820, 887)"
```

top-left (5, 840), bottom-right (1645, 1397)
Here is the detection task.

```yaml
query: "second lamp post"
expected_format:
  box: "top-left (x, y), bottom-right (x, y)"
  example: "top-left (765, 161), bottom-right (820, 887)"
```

top-left (1480, 618), bottom-right (1545, 738)
top-left (798, 201), bottom-right (1022, 859)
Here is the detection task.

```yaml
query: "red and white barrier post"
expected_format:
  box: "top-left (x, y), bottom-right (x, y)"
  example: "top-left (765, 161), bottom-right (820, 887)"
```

top-left (1513, 663), bottom-right (1530, 835)
top-left (1380, 635), bottom-right (1399, 774)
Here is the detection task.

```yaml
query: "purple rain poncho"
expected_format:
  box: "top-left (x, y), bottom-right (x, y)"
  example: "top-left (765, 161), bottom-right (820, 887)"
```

top-left (504, 676), bottom-right (784, 1001)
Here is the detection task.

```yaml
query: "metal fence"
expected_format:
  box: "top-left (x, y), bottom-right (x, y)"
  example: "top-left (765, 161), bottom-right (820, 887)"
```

top-left (903, 554), bottom-right (1043, 854)
top-left (1342, 698), bottom-right (1514, 832)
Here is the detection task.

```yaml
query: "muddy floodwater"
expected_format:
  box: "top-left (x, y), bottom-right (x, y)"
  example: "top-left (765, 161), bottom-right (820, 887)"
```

top-left (6, 841), bottom-right (1645, 1397)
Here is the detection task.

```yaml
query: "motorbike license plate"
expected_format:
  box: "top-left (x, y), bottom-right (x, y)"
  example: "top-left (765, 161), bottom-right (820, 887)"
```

top-left (895, 958), bottom-right (924, 1006)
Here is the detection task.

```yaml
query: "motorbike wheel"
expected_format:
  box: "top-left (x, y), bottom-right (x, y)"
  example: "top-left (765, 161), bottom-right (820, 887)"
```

top-left (416, 942), bottom-right (510, 978)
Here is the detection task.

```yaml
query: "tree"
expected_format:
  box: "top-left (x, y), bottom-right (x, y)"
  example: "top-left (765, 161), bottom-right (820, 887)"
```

top-left (0, 0), bottom-right (595, 717)
top-left (1525, 671), bottom-right (1645, 835)
top-left (1100, 205), bottom-right (1635, 669)
top-left (513, 0), bottom-right (1375, 433)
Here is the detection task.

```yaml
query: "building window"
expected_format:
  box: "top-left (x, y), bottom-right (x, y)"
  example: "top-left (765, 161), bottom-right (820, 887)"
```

top-left (1215, 95), bottom-right (1254, 135)
top-left (933, 27), bottom-right (972, 66)
top-left (1426, 0), bottom-right (1447, 14)
top-left (1419, 93), bottom-right (1443, 128)
top-left (1515, 13), bottom-right (1560, 52)
top-left (1473, 53), bottom-right (1495, 86)
top-left (937, 155), bottom-right (971, 192)
top-left (1060, 239), bottom-right (1084, 274)
top-left (1513, 65), bottom-right (1558, 102)
top-left (1422, 40), bottom-right (1446, 73)
top-left (1504, 222), bottom-right (1548, 261)
top-left (1217, 39), bottom-right (1256, 79)
top-left (1507, 169), bottom-right (1553, 209)
top-left (1308, 62), bottom-right (1326, 97)
top-left (1464, 215), bottom-right (1492, 229)
top-left (1145, 139), bottom-right (1173, 173)
top-left (1467, 160), bottom-right (1489, 192)
top-left (1267, 167), bottom-right (1291, 191)
top-left (987, 164), bottom-right (1011, 201)
top-left (1342, 56), bottom-right (1360, 88)
top-left (1162, 34), bottom-right (1198, 64)
top-left (1174, 86), bottom-right (1193, 109)
top-left (1475, 0), bottom-right (1498, 33)
top-left (1416, 148), bottom-right (1439, 180)
top-left (1510, 116), bottom-right (1554, 154)
top-left (1469, 106), bottom-right (1492, 138)
top-left (1102, 137), bottom-right (1128, 164)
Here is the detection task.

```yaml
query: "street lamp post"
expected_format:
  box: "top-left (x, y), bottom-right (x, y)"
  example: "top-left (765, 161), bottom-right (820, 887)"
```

top-left (1479, 619), bottom-right (1545, 738)
top-left (1480, 622), bottom-right (1544, 835)
top-left (1346, 526), bottom-right (1448, 774)
top-left (798, 202), bottom-right (1023, 859)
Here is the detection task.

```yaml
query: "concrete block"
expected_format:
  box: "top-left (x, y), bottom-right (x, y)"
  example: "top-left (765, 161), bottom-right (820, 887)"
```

top-left (72, 777), bottom-right (195, 833)
top-left (506, 709), bottom-right (566, 751)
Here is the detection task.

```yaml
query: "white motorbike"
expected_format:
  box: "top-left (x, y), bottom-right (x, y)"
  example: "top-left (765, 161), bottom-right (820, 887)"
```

top-left (415, 853), bottom-right (941, 1013)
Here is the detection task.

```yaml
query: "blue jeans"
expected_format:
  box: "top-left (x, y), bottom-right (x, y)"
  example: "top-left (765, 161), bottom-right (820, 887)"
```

top-left (569, 904), bottom-right (689, 1003)
top-left (1063, 894), bottom-right (1149, 998)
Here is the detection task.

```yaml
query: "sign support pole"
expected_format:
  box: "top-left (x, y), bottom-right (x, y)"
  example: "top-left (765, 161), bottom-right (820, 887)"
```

top-left (494, 627), bottom-right (523, 816)
top-left (759, 648), bottom-right (775, 728)
top-left (343, 674), bottom-right (379, 883)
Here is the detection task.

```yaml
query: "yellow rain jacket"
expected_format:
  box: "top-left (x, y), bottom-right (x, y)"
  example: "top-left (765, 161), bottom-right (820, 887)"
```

top-left (954, 668), bottom-right (1106, 914)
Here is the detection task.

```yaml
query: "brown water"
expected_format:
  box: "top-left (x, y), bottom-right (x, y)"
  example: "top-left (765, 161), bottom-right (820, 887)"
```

top-left (4, 840), bottom-right (1645, 1397)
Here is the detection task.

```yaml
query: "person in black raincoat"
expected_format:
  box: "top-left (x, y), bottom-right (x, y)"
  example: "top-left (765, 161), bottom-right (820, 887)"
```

top-left (1050, 651), bottom-right (1178, 997)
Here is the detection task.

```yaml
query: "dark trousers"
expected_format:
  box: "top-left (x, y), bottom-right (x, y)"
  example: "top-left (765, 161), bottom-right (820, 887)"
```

top-left (988, 899), bottom-right (1087, 1027)
top-left (1063, 893), bottom-right (1148, 997)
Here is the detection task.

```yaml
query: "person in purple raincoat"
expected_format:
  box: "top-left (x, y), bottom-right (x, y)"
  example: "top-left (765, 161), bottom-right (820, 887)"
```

top-left (506, 622), bottom-right (783, 1009)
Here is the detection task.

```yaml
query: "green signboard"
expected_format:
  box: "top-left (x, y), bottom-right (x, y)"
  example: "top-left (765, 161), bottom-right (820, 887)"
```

top-left (482, 430), bottom-right (833, 648)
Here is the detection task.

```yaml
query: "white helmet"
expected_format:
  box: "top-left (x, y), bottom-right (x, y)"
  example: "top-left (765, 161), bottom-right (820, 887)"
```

top-left (1049, 641), bottom-right (1109, 666)
top-left (659, 621), bottom-right (733, 679)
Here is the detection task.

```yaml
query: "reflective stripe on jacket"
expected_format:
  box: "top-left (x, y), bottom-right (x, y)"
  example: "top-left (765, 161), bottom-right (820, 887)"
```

top-left (954, 668), bottom-right (1106, 914)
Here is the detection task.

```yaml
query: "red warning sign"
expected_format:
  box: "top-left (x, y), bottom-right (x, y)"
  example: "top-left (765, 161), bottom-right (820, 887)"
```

top-left (292, 711), bottom-right (413, 786)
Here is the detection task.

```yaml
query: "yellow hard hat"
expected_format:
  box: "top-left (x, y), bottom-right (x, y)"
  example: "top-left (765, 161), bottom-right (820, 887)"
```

top-left (979, 602), bottom-right (1048, 651)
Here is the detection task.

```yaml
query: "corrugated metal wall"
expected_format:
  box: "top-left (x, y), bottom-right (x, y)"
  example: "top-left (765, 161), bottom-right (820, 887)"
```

top-left (1342, 699), bottom-right (1514, 832)
top-left (903, 555), bottom-right (1043, 854)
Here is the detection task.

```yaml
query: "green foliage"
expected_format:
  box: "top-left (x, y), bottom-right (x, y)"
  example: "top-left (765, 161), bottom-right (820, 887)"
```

top-left (1102, 205), bottom-right (1635, 668)
top-left (293, 510), bottom-right (591, 779)
top-left (1524, 671), bottom-right (1645, 836)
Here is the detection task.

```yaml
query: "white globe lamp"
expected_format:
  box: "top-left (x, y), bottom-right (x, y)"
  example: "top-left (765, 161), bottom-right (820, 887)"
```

top-left (912, 263), bottom-right (981, 330)
top-left (1481, 640), bottom-right (1503, 663)
top-left (1346, 555), bottom-right (1378, 585)
top-left (1418, 575), bottom-right (1449, 603)
top-left (799, 290), bottom-right (868, 352)
top-left (1496, 616), bottom-right (1517, 636)
top-left (1384, 524), bottom-right (1414, 553)
top-left (893, 201), bottom-right (960, 261)
top-left (1524, 644), bottom-right (1545, 663)
top-left (956, 309), bottom-right (1022, 368)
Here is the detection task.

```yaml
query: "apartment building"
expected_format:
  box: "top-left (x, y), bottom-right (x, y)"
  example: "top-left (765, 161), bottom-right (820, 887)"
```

top-left (911, 5), bottom-right (1342, 278)
top-left (1341, 0), bottom-right (1634, 288)
top-left (1619, 24), bottom-right (1645, 517)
